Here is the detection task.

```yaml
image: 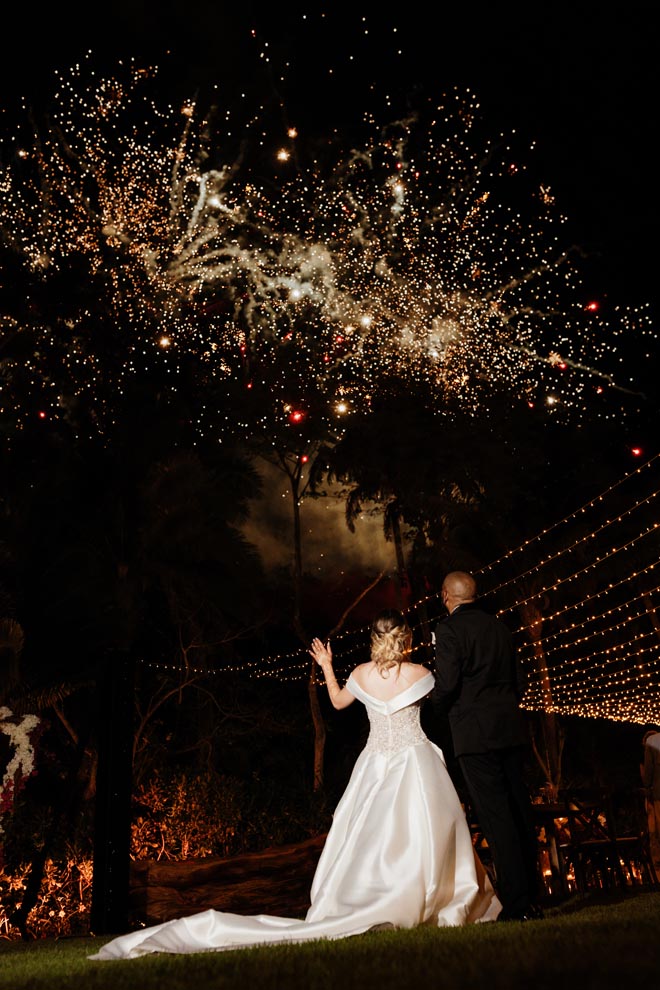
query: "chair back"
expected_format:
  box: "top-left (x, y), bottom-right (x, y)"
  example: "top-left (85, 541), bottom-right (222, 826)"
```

top-left (558, 786), bottom-right (659, 890)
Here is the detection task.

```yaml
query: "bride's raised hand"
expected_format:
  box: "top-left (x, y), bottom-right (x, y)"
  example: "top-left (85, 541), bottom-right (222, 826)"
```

top-left (309, 637), bottom-right (332, 668)
top-left (309, 638), bottom-right (351, 709)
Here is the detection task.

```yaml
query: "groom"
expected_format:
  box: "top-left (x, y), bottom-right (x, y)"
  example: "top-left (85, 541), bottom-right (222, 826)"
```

top-left (432, 571), bottom-right (542, 922)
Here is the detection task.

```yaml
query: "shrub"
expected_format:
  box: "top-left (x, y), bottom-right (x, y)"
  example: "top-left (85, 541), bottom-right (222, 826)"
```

top-left (0, 849), bottom-right (93, 938)
top-left (131, 769), bottom-right (247, 860)
top-left (0, 766), bottom-right (330, 938)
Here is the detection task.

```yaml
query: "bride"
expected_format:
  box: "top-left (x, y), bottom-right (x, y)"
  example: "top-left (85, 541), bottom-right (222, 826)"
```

top-left (90, 609), bottom-right (500, 959)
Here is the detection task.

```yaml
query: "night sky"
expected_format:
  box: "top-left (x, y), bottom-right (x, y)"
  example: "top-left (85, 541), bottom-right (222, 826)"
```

top-left (0, 2), bottom-right (657, 847)
top-left (0, 2), bottom-right (656, 312)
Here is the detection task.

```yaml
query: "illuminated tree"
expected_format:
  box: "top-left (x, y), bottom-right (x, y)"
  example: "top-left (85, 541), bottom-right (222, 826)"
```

top-left (1, 58), bottom-right (657, 805)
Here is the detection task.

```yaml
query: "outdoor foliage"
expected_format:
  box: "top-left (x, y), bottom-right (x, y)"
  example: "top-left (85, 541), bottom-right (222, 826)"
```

top-left (1, 764), bottom-right (330, 939)
top-left (0, 850), bottom-right (92, 939)
top-left (131, 767), bottom-right (330, 863)
top-left (1, 47), bottom-right (658, 947)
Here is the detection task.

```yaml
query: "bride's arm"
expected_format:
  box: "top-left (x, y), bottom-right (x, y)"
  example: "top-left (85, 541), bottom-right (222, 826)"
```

top-left (309, 638), bottom-right (356, 710)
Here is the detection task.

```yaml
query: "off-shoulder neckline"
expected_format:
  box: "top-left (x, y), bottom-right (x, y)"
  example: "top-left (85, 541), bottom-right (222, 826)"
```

top-left (347, 669), bottom-right (434, 706)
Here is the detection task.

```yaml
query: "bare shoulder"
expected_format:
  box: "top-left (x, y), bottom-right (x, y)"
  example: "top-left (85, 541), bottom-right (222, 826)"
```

top-left (402, 662), bottom-right (433, 683)
top-left (349, 662), bottom-right (371, 686)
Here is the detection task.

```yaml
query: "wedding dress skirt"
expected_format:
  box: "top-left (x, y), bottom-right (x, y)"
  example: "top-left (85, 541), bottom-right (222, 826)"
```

top-left (90, 672), bottom-right (500, 959)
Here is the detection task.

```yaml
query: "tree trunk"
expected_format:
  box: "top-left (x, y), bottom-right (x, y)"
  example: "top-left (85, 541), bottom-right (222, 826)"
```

top-left (90, 649), bottom-right (135, 934)
top-left (389, 509), bottom-right (410, 610)
top-left (520, 600), bottom-right (562, 800)
top-left (307, 661), bottom-right (326, 792)
top-left (286, 464), bottom-right (327, 793)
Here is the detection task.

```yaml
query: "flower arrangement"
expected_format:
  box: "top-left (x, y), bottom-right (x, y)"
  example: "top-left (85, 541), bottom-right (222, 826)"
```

top-left (0, 707), bottom-right (41, 866)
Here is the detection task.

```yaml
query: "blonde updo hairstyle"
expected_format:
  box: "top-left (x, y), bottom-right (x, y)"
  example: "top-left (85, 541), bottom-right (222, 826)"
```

top-left (370, 609), bottom-right (413, 676)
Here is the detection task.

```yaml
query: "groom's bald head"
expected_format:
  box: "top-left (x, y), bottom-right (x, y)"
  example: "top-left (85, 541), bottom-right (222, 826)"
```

top-left (442, 571), bottom-right (477, 608)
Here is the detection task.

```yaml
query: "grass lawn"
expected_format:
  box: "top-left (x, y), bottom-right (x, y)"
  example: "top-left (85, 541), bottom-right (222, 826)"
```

top-left (1, 888), bottom-right (659, 990)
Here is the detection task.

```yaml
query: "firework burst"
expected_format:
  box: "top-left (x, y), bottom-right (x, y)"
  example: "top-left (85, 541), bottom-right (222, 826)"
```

top-left (0, 58), bottom-right (655, 445)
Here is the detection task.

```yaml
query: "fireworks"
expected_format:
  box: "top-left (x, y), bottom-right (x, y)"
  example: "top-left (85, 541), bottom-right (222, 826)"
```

top-left (0, 33), bottom-right (656, 732)
top-left (0, 54), bottom-right (656, 448)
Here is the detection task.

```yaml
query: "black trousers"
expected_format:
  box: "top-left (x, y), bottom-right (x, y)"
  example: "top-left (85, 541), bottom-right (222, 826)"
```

top-left (459, 746), bottom-right (539, 916)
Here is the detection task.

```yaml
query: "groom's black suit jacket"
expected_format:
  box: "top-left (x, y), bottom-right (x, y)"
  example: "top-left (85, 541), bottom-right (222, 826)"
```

top-left (433, 602), bottom-right (528, 756)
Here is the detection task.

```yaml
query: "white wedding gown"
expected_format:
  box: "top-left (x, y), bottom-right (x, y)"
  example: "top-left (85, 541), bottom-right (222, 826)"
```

top-left (90, 671), bottom-right (500, 960)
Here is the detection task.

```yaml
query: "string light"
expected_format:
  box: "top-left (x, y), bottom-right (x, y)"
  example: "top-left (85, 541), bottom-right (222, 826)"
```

top-left (532, 635), bottom-right (659, 688)
top-left (137, 454), bottom-right (660, 724)
top-left (515, 580), bottom-right (660, 656)
top-left (2, 34), bottom-right (658, 726)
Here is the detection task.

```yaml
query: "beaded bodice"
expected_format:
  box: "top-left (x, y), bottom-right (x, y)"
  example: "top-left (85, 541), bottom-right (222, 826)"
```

top-left (364, 703), bottom-right (427, 755)
top-left (346, 670), bottom-right (434, 756)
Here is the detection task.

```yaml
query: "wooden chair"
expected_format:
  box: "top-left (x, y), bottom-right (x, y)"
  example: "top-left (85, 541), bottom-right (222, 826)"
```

top-left (607, 787), bottom-right (659, 888)
top-left (557, 789), bottom-right (625, 892)
top-left (532, 800), bottom-right (574, 897)
top-left (558, 787), bottom-right (659, 893)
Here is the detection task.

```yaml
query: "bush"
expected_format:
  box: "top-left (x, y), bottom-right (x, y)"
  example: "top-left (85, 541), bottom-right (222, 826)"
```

top-left (131, 767), bottom-right (331, 860)
top-left (131, 769), bottom-right (248, 860)
top-left (0, 766), bottom-right (330, 938)
top-left (0, 849), bottom-right (93, 938)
